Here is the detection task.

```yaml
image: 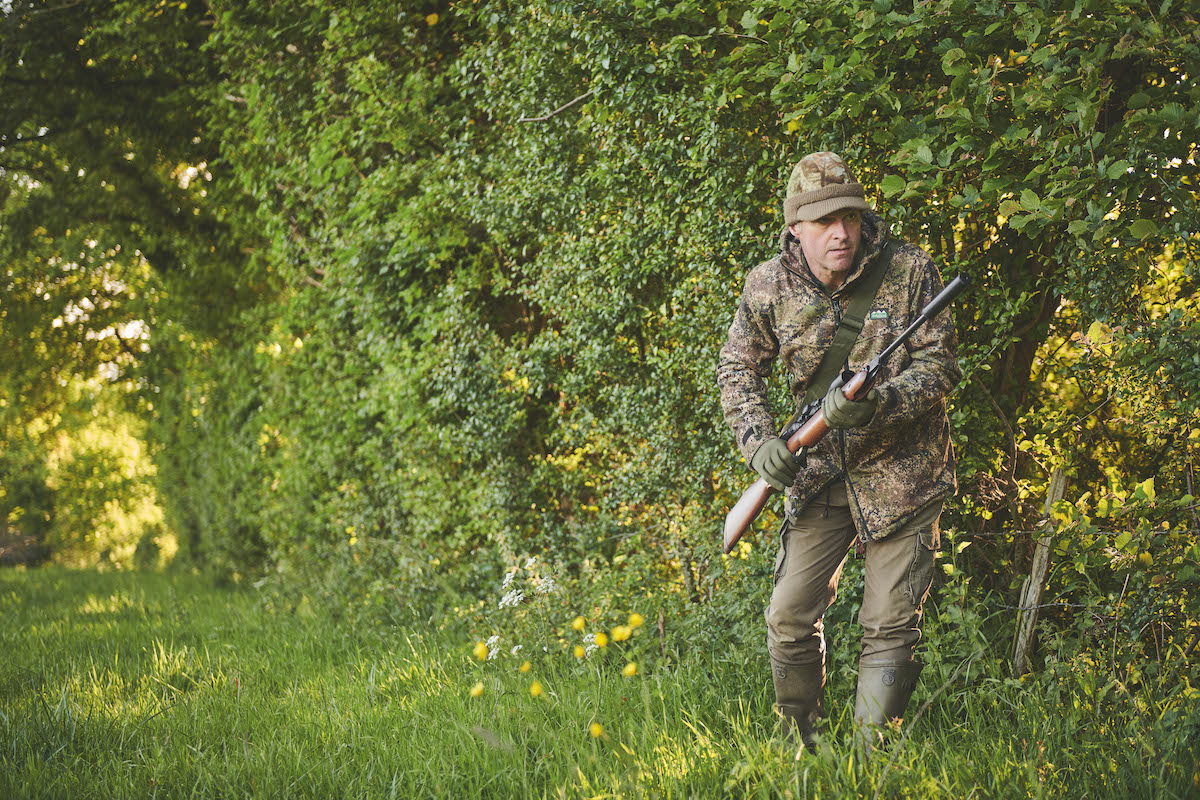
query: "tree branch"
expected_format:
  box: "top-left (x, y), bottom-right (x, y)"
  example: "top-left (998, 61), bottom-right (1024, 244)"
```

top-left (13, 0), bottom-right (85, 16)
top-left (517, 90), bottom-right (595, 123)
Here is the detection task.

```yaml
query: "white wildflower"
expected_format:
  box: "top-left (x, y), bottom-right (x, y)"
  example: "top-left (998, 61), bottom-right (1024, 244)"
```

top-left (486, 635), bottom-right (501, 661)
top-left (524, 556), bottom-right (537, 570)
top-left (535, 576), bottom-right (557, 595)
top-left (511, 644), bottom-right (523, 656)
top-left (498, 589), bottom-right (524, 609)
top-left (502, 570), bottom-right (517, 589)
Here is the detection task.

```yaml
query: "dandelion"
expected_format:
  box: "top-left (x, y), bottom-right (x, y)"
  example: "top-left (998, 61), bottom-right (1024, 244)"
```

top-left (425, 13), bottom-right (439, 26)
top-left (628, 612), bottom-right (644, 628)
top-left (611, 625), bottom-right (632, 642)
top-left (574, 645), bottom-right (585, 659)
top-left (589, 722), bottom-right (604, 738)
top-left (622, 662), bottom-right (638, 677)
top-left (473, 641), bottom-right (488, 661)
top-left (530, 681), bottom-right (544, 698)
top-left (594, 632), bottom-right (609, 648)
top-left (470, 682), bottom-right (484, 697)
top-left (572, 616), bottom-right (586, 631)
top-left (519, 660), bottom-right (532, 673)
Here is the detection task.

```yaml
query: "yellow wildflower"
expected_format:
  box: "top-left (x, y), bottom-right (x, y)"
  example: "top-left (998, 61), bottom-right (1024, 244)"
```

top-left (595, 632), bottom-right (608, 648)
top-left (571, 616), bottom-right (586, 631)
top-left (519, 660), bottom-right (532, 673)
top-left (611, 625), bottom-right (632, 642)
top-left (473, 641), bottom-right (488, 661)
top-left (574, 645), bottom-right (585, 659)
top-left (470, 682), bottom-right (484, 697)
top-left (589, 722), bottom-right (604, 738)
top-left (628, 612), bottom-right (644, 628)
top-left (530, 681), bottom-right (544, 698)
top-left (425, 13), bottom-right (439, 26)
top-left (622, 662), bottom-right (637, 677)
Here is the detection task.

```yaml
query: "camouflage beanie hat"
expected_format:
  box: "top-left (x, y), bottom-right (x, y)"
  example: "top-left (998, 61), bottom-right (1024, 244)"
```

top-left (783, 151), bottom-right (871, 225)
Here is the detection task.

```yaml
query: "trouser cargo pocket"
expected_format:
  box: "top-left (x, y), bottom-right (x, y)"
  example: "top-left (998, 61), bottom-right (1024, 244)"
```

top-left (904, 525), bottom-right (939, 607)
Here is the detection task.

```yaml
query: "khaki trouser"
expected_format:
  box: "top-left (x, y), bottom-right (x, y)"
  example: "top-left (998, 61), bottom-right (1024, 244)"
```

top-left (767, 482), bottom-right (941, 667)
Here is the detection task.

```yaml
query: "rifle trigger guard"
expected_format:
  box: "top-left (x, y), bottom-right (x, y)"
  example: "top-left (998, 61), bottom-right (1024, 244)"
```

top-left (795, 446), bottom-right (808, 469)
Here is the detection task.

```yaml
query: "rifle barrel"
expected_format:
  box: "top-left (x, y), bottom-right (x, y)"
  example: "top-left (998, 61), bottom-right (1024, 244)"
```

top-left (876, 274), bottom-right (971, 364)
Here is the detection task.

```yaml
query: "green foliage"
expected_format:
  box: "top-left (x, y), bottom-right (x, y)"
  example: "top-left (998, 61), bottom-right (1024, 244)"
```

top-left (2, 1), bottom-right (1199, 700)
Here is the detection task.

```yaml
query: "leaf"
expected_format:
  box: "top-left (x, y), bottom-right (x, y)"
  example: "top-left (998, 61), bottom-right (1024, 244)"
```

top-left (1106, 160), bottom-right (1131, 179)
top-left (1114, 531), bottom-right (1133, 551)
top-left (941, 47), bottom-right (965, 75)
top-left (999, 199), bottom-right (1023, 217)
top-left (879, 175), bottom-right (906, 197)
top-left (982, 177), bottom-right (1010, 195)
top-left (1137, 477), bottom-right (1156, 501)
top-left (740, 9), bottom-right (758, 31)
top-left (1019, 188), bottom-right (1041, 212)
top-left (1128, 219), bottom-right (1159, 239)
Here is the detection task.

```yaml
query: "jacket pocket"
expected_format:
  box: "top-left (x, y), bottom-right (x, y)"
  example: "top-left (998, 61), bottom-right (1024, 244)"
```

top-left (904, 524), bottom-right (939, 607)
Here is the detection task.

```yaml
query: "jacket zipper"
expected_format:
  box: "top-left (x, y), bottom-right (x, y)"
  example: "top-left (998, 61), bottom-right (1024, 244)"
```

top-left (786, 233), bottom-right (872, 542)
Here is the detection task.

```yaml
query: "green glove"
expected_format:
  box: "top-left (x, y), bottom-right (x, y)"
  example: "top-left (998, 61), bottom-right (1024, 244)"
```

top-left (751, 438), bottom-right (802, 491)
top-left (822, 374), bottom-right (880, 429)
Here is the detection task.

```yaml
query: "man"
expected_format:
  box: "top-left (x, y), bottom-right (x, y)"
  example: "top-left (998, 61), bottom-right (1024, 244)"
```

top-left (716, 151), bottom-right (960, 748)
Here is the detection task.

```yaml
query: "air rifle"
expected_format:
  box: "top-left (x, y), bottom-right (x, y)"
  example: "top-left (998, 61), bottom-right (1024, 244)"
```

top-left (721, 273), bottom-right (971, 555)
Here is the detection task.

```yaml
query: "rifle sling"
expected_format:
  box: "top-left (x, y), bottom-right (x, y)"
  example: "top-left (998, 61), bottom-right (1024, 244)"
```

top-left (790, 240), bottom-right (895, 425)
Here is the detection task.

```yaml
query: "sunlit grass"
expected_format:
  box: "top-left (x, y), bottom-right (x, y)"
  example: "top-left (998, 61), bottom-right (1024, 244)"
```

top-left (1, 568), bottom-right (1194, 798)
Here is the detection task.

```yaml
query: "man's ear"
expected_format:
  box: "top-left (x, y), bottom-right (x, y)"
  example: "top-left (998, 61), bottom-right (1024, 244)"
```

top-left (788, 221), bottom-right (803, 238)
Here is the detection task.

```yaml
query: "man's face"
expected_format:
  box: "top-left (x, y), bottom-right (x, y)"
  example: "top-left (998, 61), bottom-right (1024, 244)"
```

top-left (789, 209), bottom-right (862, 286)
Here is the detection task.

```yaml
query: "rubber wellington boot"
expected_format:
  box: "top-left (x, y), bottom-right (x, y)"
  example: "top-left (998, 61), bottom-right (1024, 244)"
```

top-left (853, 661), bottom-right (922, 751)
top-left (771, 659), bottom-right (824, 749)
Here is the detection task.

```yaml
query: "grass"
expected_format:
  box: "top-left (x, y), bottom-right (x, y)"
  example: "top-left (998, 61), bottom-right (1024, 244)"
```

top-left (1, 567), bottom-right (1196, 798)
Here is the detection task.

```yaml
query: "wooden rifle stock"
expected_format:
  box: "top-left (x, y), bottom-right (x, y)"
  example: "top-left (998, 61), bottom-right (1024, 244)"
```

top-left (721, 371), bottom-right (871, 554)
top-left (720, 273), bottom-right (971, 555)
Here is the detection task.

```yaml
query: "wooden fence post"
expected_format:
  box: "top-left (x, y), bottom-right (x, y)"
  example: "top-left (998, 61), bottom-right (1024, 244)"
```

top-left (1012, 466), bottom-right (1067, 676)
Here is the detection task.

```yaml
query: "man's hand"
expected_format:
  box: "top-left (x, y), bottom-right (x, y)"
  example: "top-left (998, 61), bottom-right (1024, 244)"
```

top-left (751, 438), bottom-right (802, 491)
top-left (822, 374), bottom-right (880, 429)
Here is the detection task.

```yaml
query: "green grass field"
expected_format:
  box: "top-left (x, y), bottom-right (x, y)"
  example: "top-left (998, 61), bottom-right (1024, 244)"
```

top-left (1, 567), bottom-right (1195, 798)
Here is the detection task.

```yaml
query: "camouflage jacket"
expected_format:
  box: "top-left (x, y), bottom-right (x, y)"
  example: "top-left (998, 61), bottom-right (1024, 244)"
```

top-left (716, 212), bottom-right (959, 541)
